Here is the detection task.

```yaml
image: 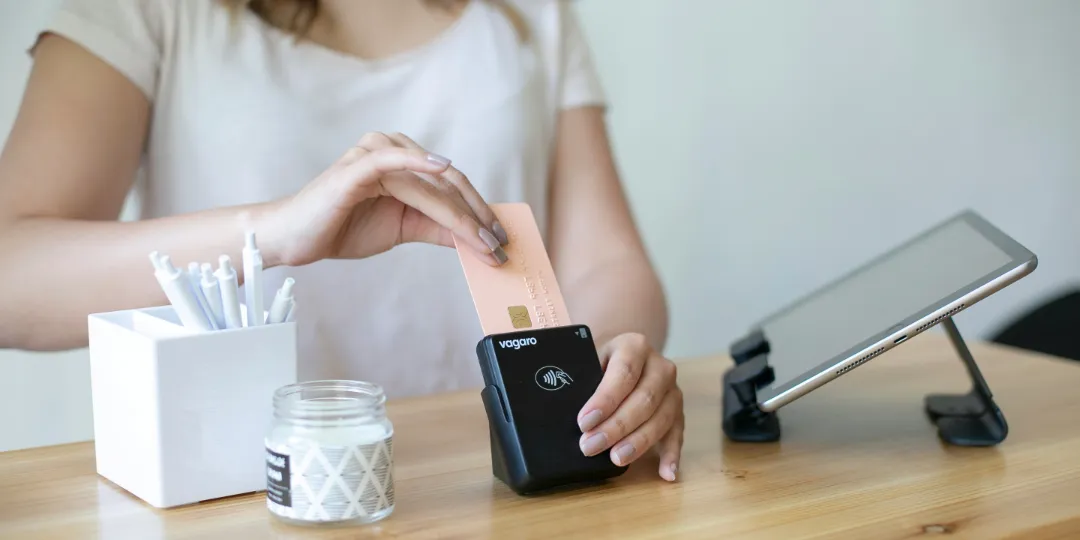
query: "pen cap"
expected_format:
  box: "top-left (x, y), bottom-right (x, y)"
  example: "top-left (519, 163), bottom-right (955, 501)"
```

top-left (200, 263), bottom-right (215, 285)
top-left (216, 255), bottom-right (236, 277)
top-left (476, 325), bottom-right (626, 494)
top-left (277, 278), bottom-right (295, 300)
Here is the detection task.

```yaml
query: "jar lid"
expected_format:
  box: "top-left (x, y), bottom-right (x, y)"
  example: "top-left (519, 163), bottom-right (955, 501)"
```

top-left (273, 380), bottom-right (386, 423)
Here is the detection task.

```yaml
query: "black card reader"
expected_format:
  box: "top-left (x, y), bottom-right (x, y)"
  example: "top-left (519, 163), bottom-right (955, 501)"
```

top-left (476, 324), bottom-right (627, 494)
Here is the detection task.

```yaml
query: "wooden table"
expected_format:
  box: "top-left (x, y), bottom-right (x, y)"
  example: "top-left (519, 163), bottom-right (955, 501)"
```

top-left (2, 334), bottom-right (1079, 539)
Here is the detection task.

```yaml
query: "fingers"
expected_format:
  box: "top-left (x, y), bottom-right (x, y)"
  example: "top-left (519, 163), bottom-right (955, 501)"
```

top-left (380, 171), bottom-right (505, 265)
top-left (331, 145), bottom-right (502, 263)
top-left (577, 334), bottom-right (650, 432)
top-left (654, 403), bottom-right (685, 482)
top-left (346, 133), bottom-right (472, 225)
top-left (339, 132), bottom-right (445, 177)
top-left (337, 132), bottom-right (394, 166)
top-left (579, 349), bottom-right (671, 459)
top-left (398, 207), bottom-right (458, 249)
top-left (575, 333), bottom-right (684, 481)
top-left (385, 133), bottom-right (478, 224)
top-left (334, 145), bottom-right (451, 202)
top-left (351, 131), bottom-right (396, 154)
top-left (386, 132), bottom-right (507, 245)
top-left (607, 388), bottom-right (682, 469)
top-left (336, 132), bottom-right (507, 264)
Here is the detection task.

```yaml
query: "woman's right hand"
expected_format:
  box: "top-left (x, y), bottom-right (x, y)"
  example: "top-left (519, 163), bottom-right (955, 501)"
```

top-left (256, 132), bottom-right (509, 268)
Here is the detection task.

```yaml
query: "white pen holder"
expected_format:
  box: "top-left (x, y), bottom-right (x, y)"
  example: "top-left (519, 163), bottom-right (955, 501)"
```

top-left (87, 304), bottom-right (297, 508)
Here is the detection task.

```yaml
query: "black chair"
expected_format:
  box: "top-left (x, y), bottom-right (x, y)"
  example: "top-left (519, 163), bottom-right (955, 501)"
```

top-left (989, 289), bottom-right (1080, 362)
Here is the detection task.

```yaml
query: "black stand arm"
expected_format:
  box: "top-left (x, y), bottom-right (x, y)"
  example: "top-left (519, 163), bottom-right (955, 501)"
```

top-left (722, 317), bottom-right (1007, 447)
top-left (721, 330), bottom-right (781, 442)
top-left (924, 317), bottom-right (1008, 446)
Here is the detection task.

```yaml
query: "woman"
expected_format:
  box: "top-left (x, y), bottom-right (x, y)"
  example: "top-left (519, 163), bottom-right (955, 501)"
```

top-left (0, 0), bottom-right (682, 480)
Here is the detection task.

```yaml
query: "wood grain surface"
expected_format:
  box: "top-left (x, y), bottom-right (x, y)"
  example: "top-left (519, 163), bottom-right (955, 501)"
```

top-left (1, 333), bottom-right (1079, 539)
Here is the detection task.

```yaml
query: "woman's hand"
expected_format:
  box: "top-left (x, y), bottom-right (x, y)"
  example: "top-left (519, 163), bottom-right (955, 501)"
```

top-left (258, 132), bottom-right (509, 268)
top-left (577, 333), bottom-right (684, 481)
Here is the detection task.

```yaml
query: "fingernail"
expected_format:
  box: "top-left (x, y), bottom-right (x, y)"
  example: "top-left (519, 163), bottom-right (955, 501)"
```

top-left (665, 463), bottom-right (678, 481)
top-left (580, 432), bottom-right (608, 456)
top-left (492, 246), bottom-right (508, 265)
top-left (479, 228), bottom-right (501, 251)
top-left (612, 443), bottom-right (636, 466)
top-left (578, 410), bottom-right (603, 432)
top-left (426, 153), bottom-right (451, 167)
top-left (492, 221), bottom-right (509, 246)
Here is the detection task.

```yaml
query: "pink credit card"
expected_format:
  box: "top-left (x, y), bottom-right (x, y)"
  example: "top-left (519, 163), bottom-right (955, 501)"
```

top-left (454, 203), bottom-right (572, 336)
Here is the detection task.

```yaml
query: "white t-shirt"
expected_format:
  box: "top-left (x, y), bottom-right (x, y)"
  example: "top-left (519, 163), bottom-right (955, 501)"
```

top-left (41, 0), bottom-right (605, 398)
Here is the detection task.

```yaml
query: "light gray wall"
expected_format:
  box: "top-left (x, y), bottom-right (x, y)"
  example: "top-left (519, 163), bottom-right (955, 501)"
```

top-left (1, 0), bottom-right (1078, 451)
top-left (576, 0), bottom-right (1080, 358)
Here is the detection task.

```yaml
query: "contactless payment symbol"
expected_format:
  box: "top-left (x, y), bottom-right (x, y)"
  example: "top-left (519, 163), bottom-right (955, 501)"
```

top-left (535, 366), bottom-right (573, 391)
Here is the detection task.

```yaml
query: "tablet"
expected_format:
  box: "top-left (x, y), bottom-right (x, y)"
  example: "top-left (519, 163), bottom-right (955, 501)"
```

top-left (750, 210), bottom-right (1037, 412)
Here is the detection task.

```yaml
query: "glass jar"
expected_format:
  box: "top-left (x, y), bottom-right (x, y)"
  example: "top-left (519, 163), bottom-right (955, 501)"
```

top-left (265, 380), bottom-right (395, 526)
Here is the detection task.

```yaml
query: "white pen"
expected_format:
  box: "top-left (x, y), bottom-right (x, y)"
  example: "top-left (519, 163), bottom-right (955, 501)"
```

top-left (284, 300), bottom-right (296, 323)
top-left (266, 278), bottom-right (295, 324)
top-left (242, 231), bottom-right (264, 327)
top-left (187, 262), bottom-right (219, 330)
top-left (149, 251), bottom-right (165, 272)
top-left (151, 254), bottom-right (213, 331)
top-left (200, 263), bottom-right (226, 330)
top-left (214, 255), bottom-right (243, 330)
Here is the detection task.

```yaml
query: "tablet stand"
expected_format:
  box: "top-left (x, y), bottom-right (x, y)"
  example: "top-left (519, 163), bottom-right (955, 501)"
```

top-left (721, 317), bottom-right (1007, 447)
top-left (924, 317), bottom-right (1007, 446)
top-left (722, 330), bottom-right (781, 442)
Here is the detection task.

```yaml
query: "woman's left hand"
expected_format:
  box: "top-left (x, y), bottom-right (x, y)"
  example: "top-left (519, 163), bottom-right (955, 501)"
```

top-left (576, 333), bottom-right (684, 481)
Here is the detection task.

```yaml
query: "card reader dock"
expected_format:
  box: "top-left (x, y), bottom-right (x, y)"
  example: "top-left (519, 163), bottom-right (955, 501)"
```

top-left (476, 324), bottom-right (627, 494)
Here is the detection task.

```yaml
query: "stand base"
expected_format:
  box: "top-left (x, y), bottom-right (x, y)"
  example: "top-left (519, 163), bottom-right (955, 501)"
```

top-left (722, 332), bottom-right (780, 442)
top-left (925, 392), bottom-right (1007, 446)
top-left (922, 317), bottom-right (1008, 446)
top-left (722, 360), bottom-right (780, 442)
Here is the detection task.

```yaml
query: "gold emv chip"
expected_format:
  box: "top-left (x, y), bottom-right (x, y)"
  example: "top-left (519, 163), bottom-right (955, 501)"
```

top-left (507, 305), bottom-right (532, 329)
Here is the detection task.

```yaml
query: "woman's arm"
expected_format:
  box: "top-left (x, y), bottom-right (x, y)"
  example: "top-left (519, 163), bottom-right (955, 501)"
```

top-left (0, 35), bottom-right (269, 351)
top-left (0, 35), bottom-right (503, 351)
top-left (550, 106), bottom-right (682, 481)
top-left (548, 106), bottom-right (668, 349)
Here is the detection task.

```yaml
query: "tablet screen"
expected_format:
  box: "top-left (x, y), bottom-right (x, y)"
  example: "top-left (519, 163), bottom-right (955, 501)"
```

top-left (758, 216), bottom-right (1021, 400)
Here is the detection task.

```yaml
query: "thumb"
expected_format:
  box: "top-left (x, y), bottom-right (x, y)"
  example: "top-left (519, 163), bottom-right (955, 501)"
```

top-left (399, 208), bottom-right (455, 248)
top-left (399, 207), bottom-right (500, 267)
